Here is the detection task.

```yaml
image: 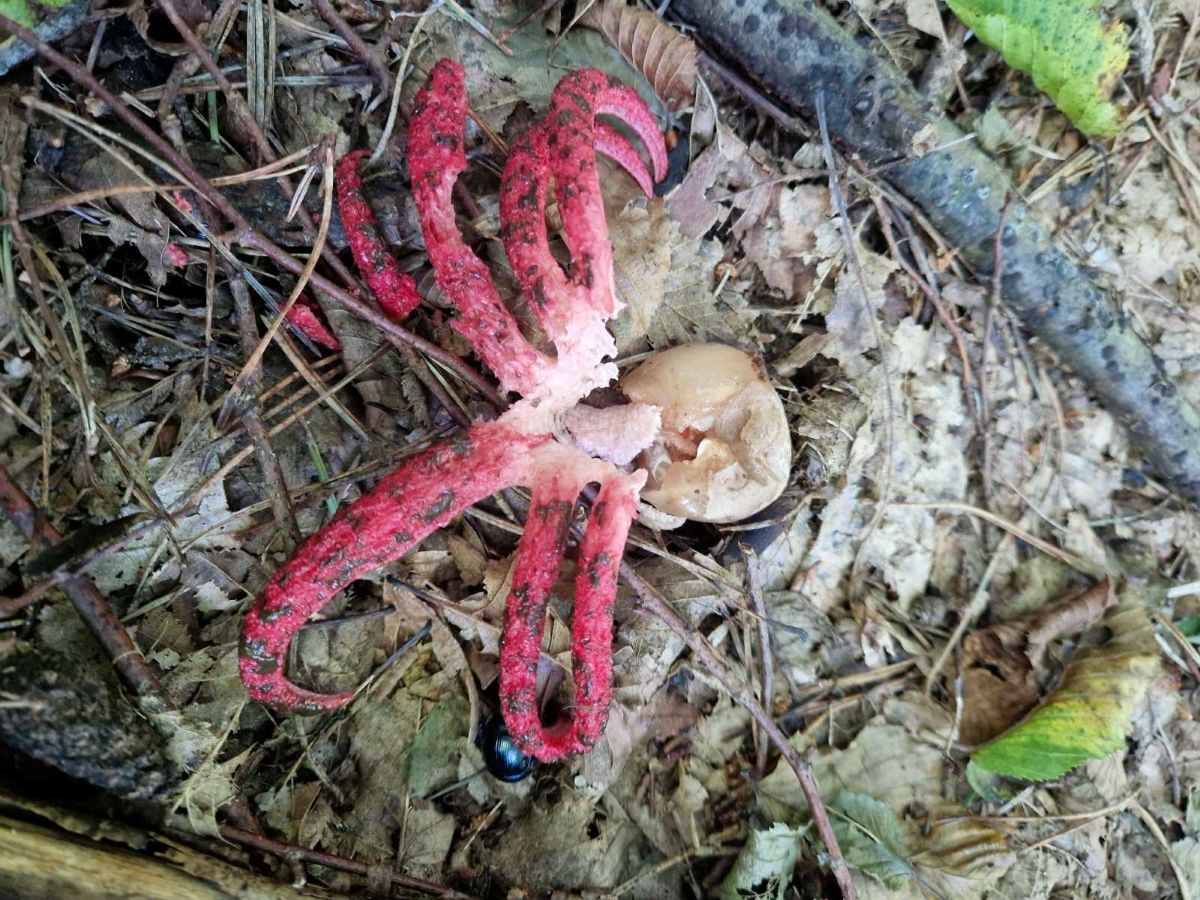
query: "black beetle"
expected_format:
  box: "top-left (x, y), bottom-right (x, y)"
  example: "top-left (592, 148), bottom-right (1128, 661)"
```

top-left (477, 714), bottom-right (534, 783)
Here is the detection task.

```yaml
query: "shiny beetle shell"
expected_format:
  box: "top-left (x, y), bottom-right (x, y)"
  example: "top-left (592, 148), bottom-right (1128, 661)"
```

top-left (478, 714), bottom-right (535, 782)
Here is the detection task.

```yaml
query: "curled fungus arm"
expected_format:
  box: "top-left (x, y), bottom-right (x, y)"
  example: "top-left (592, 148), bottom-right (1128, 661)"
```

top-left (241, 58), bottom-right (669, 761)
top-left (240, 422), bottom-right (549, 711)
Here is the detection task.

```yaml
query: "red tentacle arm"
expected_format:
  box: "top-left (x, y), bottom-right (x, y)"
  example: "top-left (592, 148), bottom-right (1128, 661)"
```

top-left (286, 296), bottom-right (342, 351)
top-left (334, 151), bottom-right (423, 324)
top-left (499, 468), bottom-right (582, 751)
top-left (239, 421), bottom-right (550, 712)
top-left (545, 70), bottom-right (668, 323)
top-left (568, 474), bottom-right (640, 742)
top-left (593, 121), bottom-right (657, 196)
top-left (497, 68), bottom-right (669, 405)
top-left (497, 126), bottom-right (574, 343)
top-left (242, 58), bottom-right (669, 762)
top-left (499, 447), bottom-right (643, 760)
top-left (407, 60), bottom-right (548, 398)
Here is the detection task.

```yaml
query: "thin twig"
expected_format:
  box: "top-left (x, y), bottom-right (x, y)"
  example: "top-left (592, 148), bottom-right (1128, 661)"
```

top-left (0, 465), bottom-right (173, 713)
top-left (925, 531), bottom-right (1015, 694)
top-left (155, 0), bottom-right (240, 123)
top-left (1155, 611), bottom-right (1200, 682)
top-left (4, 165), bottom-right (175, 527)
top-left (1129, 801), bottom-right (1193, 900)
top-left (980, 196), bottom-right (1014, 520)
top-left (370, 2), bottom-right (434, 165)
top-left (180, 354), bottom-right (441, 515)
top-left (612, 846), bottom-right (732, 897)
top-left (872, 195), bottom-right (978, 417)
top-left (919, 481), bottom-right (1090, 693)
top-left (815, 91), bottom-right (895, 590)
top-left (154, 0), bottom-right (273, 163)
top-left (215, 823), bottom-right (478, 899)
top-left (496, 0), bottom-right (559, 45)
top-left (441, 0), bottom-right (512, 55)
top-left (743, 546), bottom-right (773, 778)
top-left (895, 500), bottom-right (1096, 572)
top-left (312, 0), bottom-right (392, 91)
top-left (230, 279), bottom-right (301, 544)
top-left (696, 47), bottom-right (808, 134)
top-left (2, 145), bottom-right (315, 225)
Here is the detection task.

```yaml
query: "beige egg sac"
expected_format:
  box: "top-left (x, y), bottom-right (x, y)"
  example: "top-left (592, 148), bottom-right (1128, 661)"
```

top-left (619, 343), bottom-right (792, 523)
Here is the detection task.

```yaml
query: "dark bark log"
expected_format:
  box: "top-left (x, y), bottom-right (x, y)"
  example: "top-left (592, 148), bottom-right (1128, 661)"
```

top-left (675, 0), bottom-right (1200, 506)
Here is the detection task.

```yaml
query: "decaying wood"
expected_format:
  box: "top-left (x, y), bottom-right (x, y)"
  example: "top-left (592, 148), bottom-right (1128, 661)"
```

top-left (0, 813), bottom-right (317, 900)
top-left (674, 0), bottom-right (1200, 507)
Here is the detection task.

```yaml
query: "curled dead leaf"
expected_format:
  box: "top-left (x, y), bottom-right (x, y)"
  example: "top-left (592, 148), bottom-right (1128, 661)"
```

top-left (127, 0), bottom-right (194, 56)
top-left (579, 0), bottom-right (697, 109)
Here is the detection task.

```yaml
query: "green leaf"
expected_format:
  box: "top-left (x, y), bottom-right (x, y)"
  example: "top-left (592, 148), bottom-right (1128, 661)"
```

top-left (945, 0), bottom-right (1129, 136)
top-left (407, 696), bottom-right (468, 796)
top-left (1176, 615), bottom-right (1200, 642)
top-left (971, 596), bottom-right (1159, 781)
top-left (0, 0), bottom-right (71, 29)
top-left (830, 791), bottom-right (914, 889)
top-left (964, 760), bottom-right (1015, 805)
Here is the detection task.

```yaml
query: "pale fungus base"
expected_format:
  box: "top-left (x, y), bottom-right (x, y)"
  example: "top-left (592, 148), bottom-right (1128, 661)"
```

top-left (619, 343), bottom-right (792, 524)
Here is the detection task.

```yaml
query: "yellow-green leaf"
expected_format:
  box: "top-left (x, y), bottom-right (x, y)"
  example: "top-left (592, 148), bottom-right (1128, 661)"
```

top-left (971, 595), bottom-right (1159, 781)
top-left (945, 0), bottom-right (1129, 136)
top-left (0, 0), bottom-right (88, 78)
top-left (0, 0), bottom-right (71, 29)
top-left (830, 791), bottom-right (914, 889)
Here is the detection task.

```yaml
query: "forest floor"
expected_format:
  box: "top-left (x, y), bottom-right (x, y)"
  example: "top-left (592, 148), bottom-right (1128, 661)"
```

top-left (1, 0), bottom-right (1199, 898)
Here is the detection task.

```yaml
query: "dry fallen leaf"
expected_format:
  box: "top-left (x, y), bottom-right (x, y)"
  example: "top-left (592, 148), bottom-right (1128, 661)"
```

top-left (666, 125), bottom-right (777, 240)
top-left (960, 580), bottom-right (1115, 745)
top-left (608, 195), bottom-right (746, 350)
top-left (579, 0), bottom-right (698, 109)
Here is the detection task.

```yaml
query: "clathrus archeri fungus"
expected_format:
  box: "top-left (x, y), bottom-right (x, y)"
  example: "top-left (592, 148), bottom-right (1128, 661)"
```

top-left (241, 60), bottom-right (787, 761)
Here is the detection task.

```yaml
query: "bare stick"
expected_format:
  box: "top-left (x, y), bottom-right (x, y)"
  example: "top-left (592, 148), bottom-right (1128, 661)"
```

top-left (0, 465), bottom-right (173, 713)
top-left (743, 547), bottom-right (774, 778)
top-left (312, 0), bottom-right (391, 92)
top-left (230, 279), bottom-right (302, 542)
top-left (215, 824), bottom-right (478, 899)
